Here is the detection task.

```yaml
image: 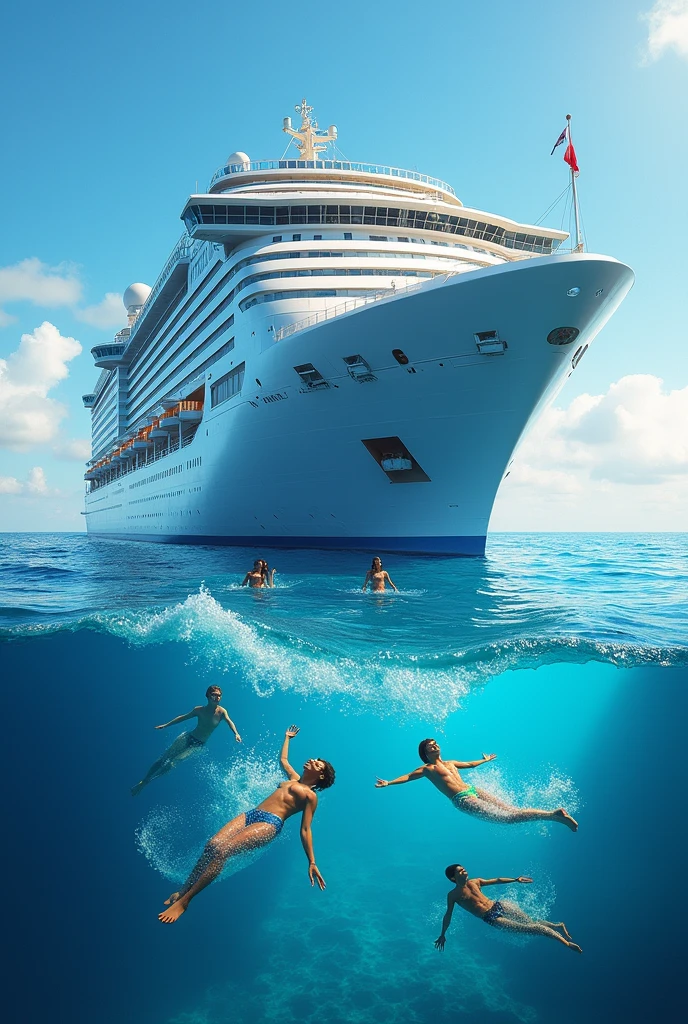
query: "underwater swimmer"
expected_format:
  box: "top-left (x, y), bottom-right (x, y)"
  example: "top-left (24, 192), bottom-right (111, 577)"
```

top-left (435, 864), bottom-right (581, 953)
top-left (131, 685), bottom-right (241, 796)
top-left (375, 738), bottom-right (577, 830)
top-left (158, 725), bottom-right (335, 923)
top-left (362, 556), bottom-right (398, 592)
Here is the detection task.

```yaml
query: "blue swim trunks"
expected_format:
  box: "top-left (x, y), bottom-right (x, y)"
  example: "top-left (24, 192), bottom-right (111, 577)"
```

top-left (483, 900), bottom-right (506, 925)
top-left (244, 807), bottom-right (283, 834)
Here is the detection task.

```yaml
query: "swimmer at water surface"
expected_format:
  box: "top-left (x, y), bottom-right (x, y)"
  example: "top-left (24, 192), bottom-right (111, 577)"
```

top-left (241, 559), bottom-right (276, 588)
top-left (158, 726), bottom-right (334, 923)
top-left (435, 864), bottom-right (581, 953)
top-left (375, 738), bottom-right (577, 830)
top-left (362, 556), bottom-right (398, 592)
top-left (131, 686), bottom-right (241, 796)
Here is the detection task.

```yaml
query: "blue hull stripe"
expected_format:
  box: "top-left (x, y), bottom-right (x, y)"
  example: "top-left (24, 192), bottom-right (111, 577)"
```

top-left (88, 533), bottom-right (487, 557)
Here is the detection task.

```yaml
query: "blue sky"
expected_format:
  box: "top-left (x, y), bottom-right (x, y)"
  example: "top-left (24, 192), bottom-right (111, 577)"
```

top-left (1, 0), bottom-right (686, 531)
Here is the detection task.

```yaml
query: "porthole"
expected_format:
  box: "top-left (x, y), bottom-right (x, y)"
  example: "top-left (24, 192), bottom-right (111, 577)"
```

top-left (547, 326), bottom-right (579, 346)
top-left (392, 348), bottom-right (409, 365)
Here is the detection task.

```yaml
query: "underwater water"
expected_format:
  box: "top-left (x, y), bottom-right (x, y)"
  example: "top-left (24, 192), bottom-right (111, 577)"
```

top-left (1, 532), bottom-right (686, 1024)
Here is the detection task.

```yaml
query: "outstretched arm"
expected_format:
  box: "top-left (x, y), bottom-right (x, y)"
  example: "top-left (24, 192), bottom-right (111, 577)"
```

top-left (267, 568), bottom-right (276, 587)
top-left (384, 571), bottom-right (399, 592)
top-left (223, 709), bottom-right (242, 743)
top-left (375, 766), bottom-right (425, 787)
top-left (477, 876), bottom-right (533, 887)
top-left (434, 894), bottom-right (455, 950)
top-left (280, 725), bottom-right (300, 780)
top-left (452, 753), bottom-right (497, 769)
top-left (300, 793), bottom-right (325, 890)
top-left (155, 708), bottom-right (198, 730)
top-left (240, 573), bottom-right (251, 587)
top-left (362, 571), bottom-right (371, 591)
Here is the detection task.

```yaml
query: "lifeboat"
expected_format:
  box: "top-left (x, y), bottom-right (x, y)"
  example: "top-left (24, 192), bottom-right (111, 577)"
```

top-left (132, 427), bottom-right (153, 449)
top-left (178, 400), bottom-right (203, 423)
top-left (148, 416), bottom-right (169, 439)
top-left (159, 406), bottom-right (181, 429)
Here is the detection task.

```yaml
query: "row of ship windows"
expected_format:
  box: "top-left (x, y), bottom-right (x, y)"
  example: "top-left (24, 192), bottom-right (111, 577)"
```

top-left (241, 288), bottom-right (373, 311)
top-left (187, 458), bottom-right (202, 469)
top-left (211, 363), bottom-right (245, 408)
top-left (127, 484), bottom-right (203, 507)
top-left (184, 204), bottom-right (556, 253)
top-left (129, 463), bottom-right (184, 489)
top-left (269, 238), bottom-right (492, 255)
top-left (124, 509), bottom-right (201, 519)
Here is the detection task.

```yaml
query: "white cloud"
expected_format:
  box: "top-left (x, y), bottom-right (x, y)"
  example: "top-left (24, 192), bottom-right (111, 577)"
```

top-left (0, 466), bottom-right (52, 496)
top-left (491, 374), bottom-right (688, 531)
top-left (53, 437), bottom-right (91, 461)
top-left (0, 258), bottom-right (82, 324)
top-left (642, 1), bottom-right (688, 61)
top-left (0, 310), bottom-right (17, 328)
top-left (75, 292), bottom-right (126, 329)
top-left (0, 322), bottom-right (82, 451)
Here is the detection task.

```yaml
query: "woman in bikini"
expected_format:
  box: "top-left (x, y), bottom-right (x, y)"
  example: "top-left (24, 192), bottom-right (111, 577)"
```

top-left (362, 556), bottom-right (398, 592)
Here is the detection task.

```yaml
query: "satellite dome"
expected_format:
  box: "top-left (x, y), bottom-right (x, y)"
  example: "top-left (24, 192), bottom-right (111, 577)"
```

top-left (123, 283), bottom-right (152, 311)
top-left (226, 151), bottom-right (251, 169)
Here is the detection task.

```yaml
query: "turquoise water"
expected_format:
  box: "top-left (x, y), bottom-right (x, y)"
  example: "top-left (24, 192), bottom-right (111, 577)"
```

top-left (1, 533), bottom-right (686, 1023)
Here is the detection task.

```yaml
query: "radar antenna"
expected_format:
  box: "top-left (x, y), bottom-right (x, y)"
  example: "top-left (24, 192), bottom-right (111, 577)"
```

top-left (282, 98), bottom-right (337, 160)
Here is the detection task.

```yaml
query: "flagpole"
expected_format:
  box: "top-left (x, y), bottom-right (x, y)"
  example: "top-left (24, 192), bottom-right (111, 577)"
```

top-left (566, 113), bottom-right (583, 252)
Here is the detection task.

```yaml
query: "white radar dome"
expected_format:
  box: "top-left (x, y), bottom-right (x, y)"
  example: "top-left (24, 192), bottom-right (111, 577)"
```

top-left (226, 151), bottom-right (251, 169)
top-left (123, 283), bottom-right (152, 311)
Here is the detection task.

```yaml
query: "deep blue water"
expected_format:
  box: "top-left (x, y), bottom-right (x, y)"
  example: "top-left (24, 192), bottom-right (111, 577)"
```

top-left (1, 532), bottom-right (686, 1023)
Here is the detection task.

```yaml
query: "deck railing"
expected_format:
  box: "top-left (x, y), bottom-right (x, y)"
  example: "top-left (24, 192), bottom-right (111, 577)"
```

top-left (273, 273), bottom-right (458, 343)
top-left (209, 159), bottom-right (456, 196)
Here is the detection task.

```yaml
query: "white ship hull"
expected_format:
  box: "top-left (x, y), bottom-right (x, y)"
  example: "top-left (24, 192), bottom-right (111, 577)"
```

top-left (84, 253), bottom-right (633, 555)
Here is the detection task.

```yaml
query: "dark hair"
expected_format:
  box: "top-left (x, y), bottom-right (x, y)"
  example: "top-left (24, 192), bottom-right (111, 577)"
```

top-left (206, 685), bottom-right (222, 698)
top-left (370, 556), bottom-right (382, 570)
top-left (418, 738), bottom-right (436, 763)
top-left (313, 760), bottom-right (335, 791)
top-left (445, 864), bottom-right (464, 882)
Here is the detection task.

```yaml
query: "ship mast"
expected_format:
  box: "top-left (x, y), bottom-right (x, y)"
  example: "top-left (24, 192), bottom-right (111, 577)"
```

top-left (283, 99), bottom-right (338, 160)
top-left (567, 114), bottom-right (584, 252)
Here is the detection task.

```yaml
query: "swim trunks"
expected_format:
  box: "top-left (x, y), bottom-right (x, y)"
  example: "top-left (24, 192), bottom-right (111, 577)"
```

top-left (186, 734), bottom-right (205, 749)
top-left (483, 901), bottom-right (506, 925)
top-left (244, 807), bottom-right (283, 834)
top-left (451, 785), bottom-right (478, 808)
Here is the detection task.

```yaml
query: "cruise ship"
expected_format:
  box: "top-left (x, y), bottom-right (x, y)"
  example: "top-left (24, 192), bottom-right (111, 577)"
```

top-left (83, 101), bottom-right (634, 554)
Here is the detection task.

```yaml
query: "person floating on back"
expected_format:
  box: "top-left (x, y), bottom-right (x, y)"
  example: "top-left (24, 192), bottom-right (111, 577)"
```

top-left (375, 738), bottom-right (577, 830)
top-left (131, 685), bottom-right (241, 796)
top-left (158, 725), bottom-right (334, 923)
top-left (435, 864), bottom-right (581, 953)
top-left (362, 556), bottom-right (398, 592)
top-left (241, 559), bottom-right (276, 587)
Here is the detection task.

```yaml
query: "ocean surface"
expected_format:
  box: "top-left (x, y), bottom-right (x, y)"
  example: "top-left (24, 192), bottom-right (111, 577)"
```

top-left (1, 532), bottom-right (686, 1024)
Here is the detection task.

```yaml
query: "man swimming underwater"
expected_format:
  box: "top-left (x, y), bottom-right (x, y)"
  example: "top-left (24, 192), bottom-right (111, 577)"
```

top-left (131, 685), bottom-right (241, 796)
top-left (435, 863), bottom-right (582, 953)
top-left (158, 725), bottom-right (335, 923)
top-left (375, 738), bottom-right (577, 829)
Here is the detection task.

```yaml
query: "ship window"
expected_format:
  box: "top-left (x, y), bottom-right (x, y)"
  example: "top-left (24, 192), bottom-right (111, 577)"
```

top-left (314, 234), bottom-right (322, 240)
top-left (369, 235), bottom-right (388, 241)
top-left (294, 363), bottom-right (329, 389)
top-left (272, 235), bottom-right (283, 243)
top-left (210, 362), bottom-right (245, 407)
top-left (344, 232), bottom-right (352, 240)
top-left (292, 233), bottom-right (301, 241)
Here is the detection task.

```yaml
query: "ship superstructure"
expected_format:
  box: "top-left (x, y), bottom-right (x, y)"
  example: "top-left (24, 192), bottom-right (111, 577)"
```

top-left (83, 102), bottom-right (633, 554)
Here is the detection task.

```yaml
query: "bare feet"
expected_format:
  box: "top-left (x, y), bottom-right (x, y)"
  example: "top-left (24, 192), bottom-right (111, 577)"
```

top-left (556, 922), bottom-right (573, 941)
top-left (163, 892), bottom-right (181, 906)
top-left (568, 941), bottom-right (583, 953)
top-left (553, 809), bottom-right (578, 832)
top-left (131, 782), bottom-right (144, 797)
top-left (159, 900), bottom-right (187, 924)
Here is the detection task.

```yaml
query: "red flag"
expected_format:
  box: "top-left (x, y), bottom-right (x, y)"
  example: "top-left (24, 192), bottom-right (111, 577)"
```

top-left (564, 142), bottom-right (579, 173)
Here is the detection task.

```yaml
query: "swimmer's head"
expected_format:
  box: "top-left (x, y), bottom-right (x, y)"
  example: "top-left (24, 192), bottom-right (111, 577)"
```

top-left (371, 556), bottom-right (382, 571)
top-left (445, 864), bottom-right (468, 885)
top-left (206, 686), bottom-right (222, 703)
top-left (253, 559), bottom-right (262, 569)
top-left (418, 738), bottom-right (440, 763)
top-left (302, 758), bottom-right (336, 790)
